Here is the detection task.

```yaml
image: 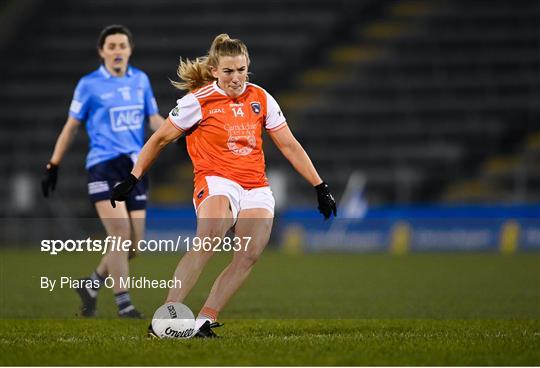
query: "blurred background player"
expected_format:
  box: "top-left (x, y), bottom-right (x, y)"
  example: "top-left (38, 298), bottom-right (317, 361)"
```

top-left (41, 24), bottom-right (165, 318)
top-left (111, 34), bottom-right (337, 336)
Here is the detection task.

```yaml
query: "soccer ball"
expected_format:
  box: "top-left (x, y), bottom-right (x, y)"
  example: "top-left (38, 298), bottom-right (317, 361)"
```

top-left (151, 302), bottom-right (196, 339)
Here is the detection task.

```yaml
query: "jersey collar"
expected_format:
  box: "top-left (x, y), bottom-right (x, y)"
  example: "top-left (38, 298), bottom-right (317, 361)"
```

top-left (212, 81), bottom-right (247, 97)
top-left (99, 64), bottom-right (133, 79)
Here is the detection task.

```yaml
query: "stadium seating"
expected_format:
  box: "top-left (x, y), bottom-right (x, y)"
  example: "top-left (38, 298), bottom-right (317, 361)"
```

top-left (0, 0), bottom-right (538, 216)
top-left (268, 0), bottom-right (540, 205)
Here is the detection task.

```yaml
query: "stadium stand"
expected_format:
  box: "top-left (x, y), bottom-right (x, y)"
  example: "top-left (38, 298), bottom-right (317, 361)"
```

top-left (277, 0), bottom-right (540, 205)
top-left (0, 0), bottom-right (538, 217)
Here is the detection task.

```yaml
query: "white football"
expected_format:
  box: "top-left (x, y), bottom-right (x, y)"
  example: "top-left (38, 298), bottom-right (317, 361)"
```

top-left (151, 302), bottom-right (196, 339)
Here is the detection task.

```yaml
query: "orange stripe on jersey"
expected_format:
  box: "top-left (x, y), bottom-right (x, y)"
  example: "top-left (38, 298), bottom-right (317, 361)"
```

top-left (186, 82), bottom-right (271, 189)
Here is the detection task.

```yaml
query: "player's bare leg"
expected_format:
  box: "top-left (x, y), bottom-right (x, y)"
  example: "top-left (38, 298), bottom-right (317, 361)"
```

top-left (195, 207), bottom-right (273, 333)
top-left (95, 208), bottom-right (143, 276)
top-left (128, 209), bottom-right (146, 259)
top-left (95, 200), bottom-right (132, 293)
top-left (165, 195), bottom-right (234, 303)
top-left (74, 201), bottom-right (142, 318)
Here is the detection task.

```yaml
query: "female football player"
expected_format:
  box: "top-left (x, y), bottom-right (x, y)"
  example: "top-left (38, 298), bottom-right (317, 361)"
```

top-left (111, 34), bottom-right (336, 336)
top-left (42, 25), bottom-right (165, 318)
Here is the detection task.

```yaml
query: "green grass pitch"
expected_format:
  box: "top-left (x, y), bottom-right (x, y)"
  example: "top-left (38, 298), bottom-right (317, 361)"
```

top-left (1, 250), bottom-right (539, 365)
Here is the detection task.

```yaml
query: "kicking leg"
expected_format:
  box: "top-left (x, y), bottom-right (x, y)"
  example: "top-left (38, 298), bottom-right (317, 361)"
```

top-left (165, 195), bottom-right (234, 303)
top-left (196, 208), bottom-right (273, 331)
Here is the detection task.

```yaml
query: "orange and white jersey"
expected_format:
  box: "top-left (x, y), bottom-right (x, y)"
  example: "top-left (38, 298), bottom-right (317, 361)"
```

top-left (168, 81), bottom-right (287, 189)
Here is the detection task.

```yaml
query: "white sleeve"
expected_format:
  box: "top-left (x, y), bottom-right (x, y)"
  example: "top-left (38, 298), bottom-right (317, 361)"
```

top-left (265, 91), bottom-right (287, 131)
top-left (168, 93), bottom-right (202, 131)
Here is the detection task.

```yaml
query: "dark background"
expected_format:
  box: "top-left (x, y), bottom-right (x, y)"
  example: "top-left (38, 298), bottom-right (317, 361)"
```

top-left (0, 0), bottom-right (539, 217)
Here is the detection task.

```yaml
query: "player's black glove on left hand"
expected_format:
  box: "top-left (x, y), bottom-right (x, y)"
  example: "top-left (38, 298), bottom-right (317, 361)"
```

top-left (315, 181), bottom-right (337, 220)
top-left (110, 174), bottom-right (139, 208)
top-left (41, 163), bottom-right (58, 198)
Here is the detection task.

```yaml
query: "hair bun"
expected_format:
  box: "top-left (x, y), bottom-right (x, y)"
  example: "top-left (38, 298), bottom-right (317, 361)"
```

top-left (211, 34), bottom-right (231, 50)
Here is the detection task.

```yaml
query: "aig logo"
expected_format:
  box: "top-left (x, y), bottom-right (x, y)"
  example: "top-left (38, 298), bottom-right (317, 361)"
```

top-left (110, 105), bottom-right (144, 132)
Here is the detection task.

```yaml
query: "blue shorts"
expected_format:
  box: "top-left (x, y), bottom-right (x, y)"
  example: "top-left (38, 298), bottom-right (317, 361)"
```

top-left (87, 155), bottom-right (148, 211)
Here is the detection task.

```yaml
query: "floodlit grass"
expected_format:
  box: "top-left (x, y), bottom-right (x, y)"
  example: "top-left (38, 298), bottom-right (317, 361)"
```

top-left (1, 250), bottom-right (539, 365)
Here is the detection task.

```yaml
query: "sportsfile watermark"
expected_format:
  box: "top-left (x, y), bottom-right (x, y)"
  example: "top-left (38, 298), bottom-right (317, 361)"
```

top-left (2, 216), bottom-right (538, 320)
top-left (40, 235), bottom-right (252, 255)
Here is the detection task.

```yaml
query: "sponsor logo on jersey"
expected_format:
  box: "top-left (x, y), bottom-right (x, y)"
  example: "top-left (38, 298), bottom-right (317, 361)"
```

top-left (209, 108), bottom-right (225, 114)
top-left (250, 102), bottom-right (261, 114)
top-left (224, 122), bottom-right (257, 156)
top-left (110, 105), bottom-right (144, 132)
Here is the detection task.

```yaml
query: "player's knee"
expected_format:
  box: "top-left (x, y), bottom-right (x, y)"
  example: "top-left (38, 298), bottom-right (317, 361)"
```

top-left (107, 221), bottom-right (131, 239)
top-left (185, 247), bottom-right (214, 266)
top-left (234, 251), bottom-right (260, 270)
top-left (197, 222), bottom-right (229, 241)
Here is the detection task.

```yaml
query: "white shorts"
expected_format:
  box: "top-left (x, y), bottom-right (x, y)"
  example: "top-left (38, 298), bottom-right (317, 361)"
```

top-left (193, 176), bottom-right (275, 220)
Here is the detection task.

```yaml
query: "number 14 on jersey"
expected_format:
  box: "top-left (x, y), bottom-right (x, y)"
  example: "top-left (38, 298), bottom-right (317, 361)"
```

top-left (232, 107), bottom-right (244, 117)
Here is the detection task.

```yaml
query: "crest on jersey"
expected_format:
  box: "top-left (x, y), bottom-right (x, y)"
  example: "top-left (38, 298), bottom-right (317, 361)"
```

top-left (250, 102), bottom-right (261, 114)
top-left (117, 86), bottom-right (131, 101)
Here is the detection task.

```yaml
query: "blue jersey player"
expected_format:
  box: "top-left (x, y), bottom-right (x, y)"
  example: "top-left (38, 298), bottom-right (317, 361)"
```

top-left (41, 25), bottom-right (165, 318)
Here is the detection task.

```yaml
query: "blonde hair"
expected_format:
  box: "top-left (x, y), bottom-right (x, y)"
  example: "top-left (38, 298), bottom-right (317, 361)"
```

top-left (171, 34), bottom-right (250, 92)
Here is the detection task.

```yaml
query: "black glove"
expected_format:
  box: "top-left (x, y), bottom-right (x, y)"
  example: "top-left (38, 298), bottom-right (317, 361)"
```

top-left (41, 163), bottom-right (59, 197)
top-left (315, 181), bottom-right (337, 220)
top-left (110, 174), bottom-right (139, 208)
